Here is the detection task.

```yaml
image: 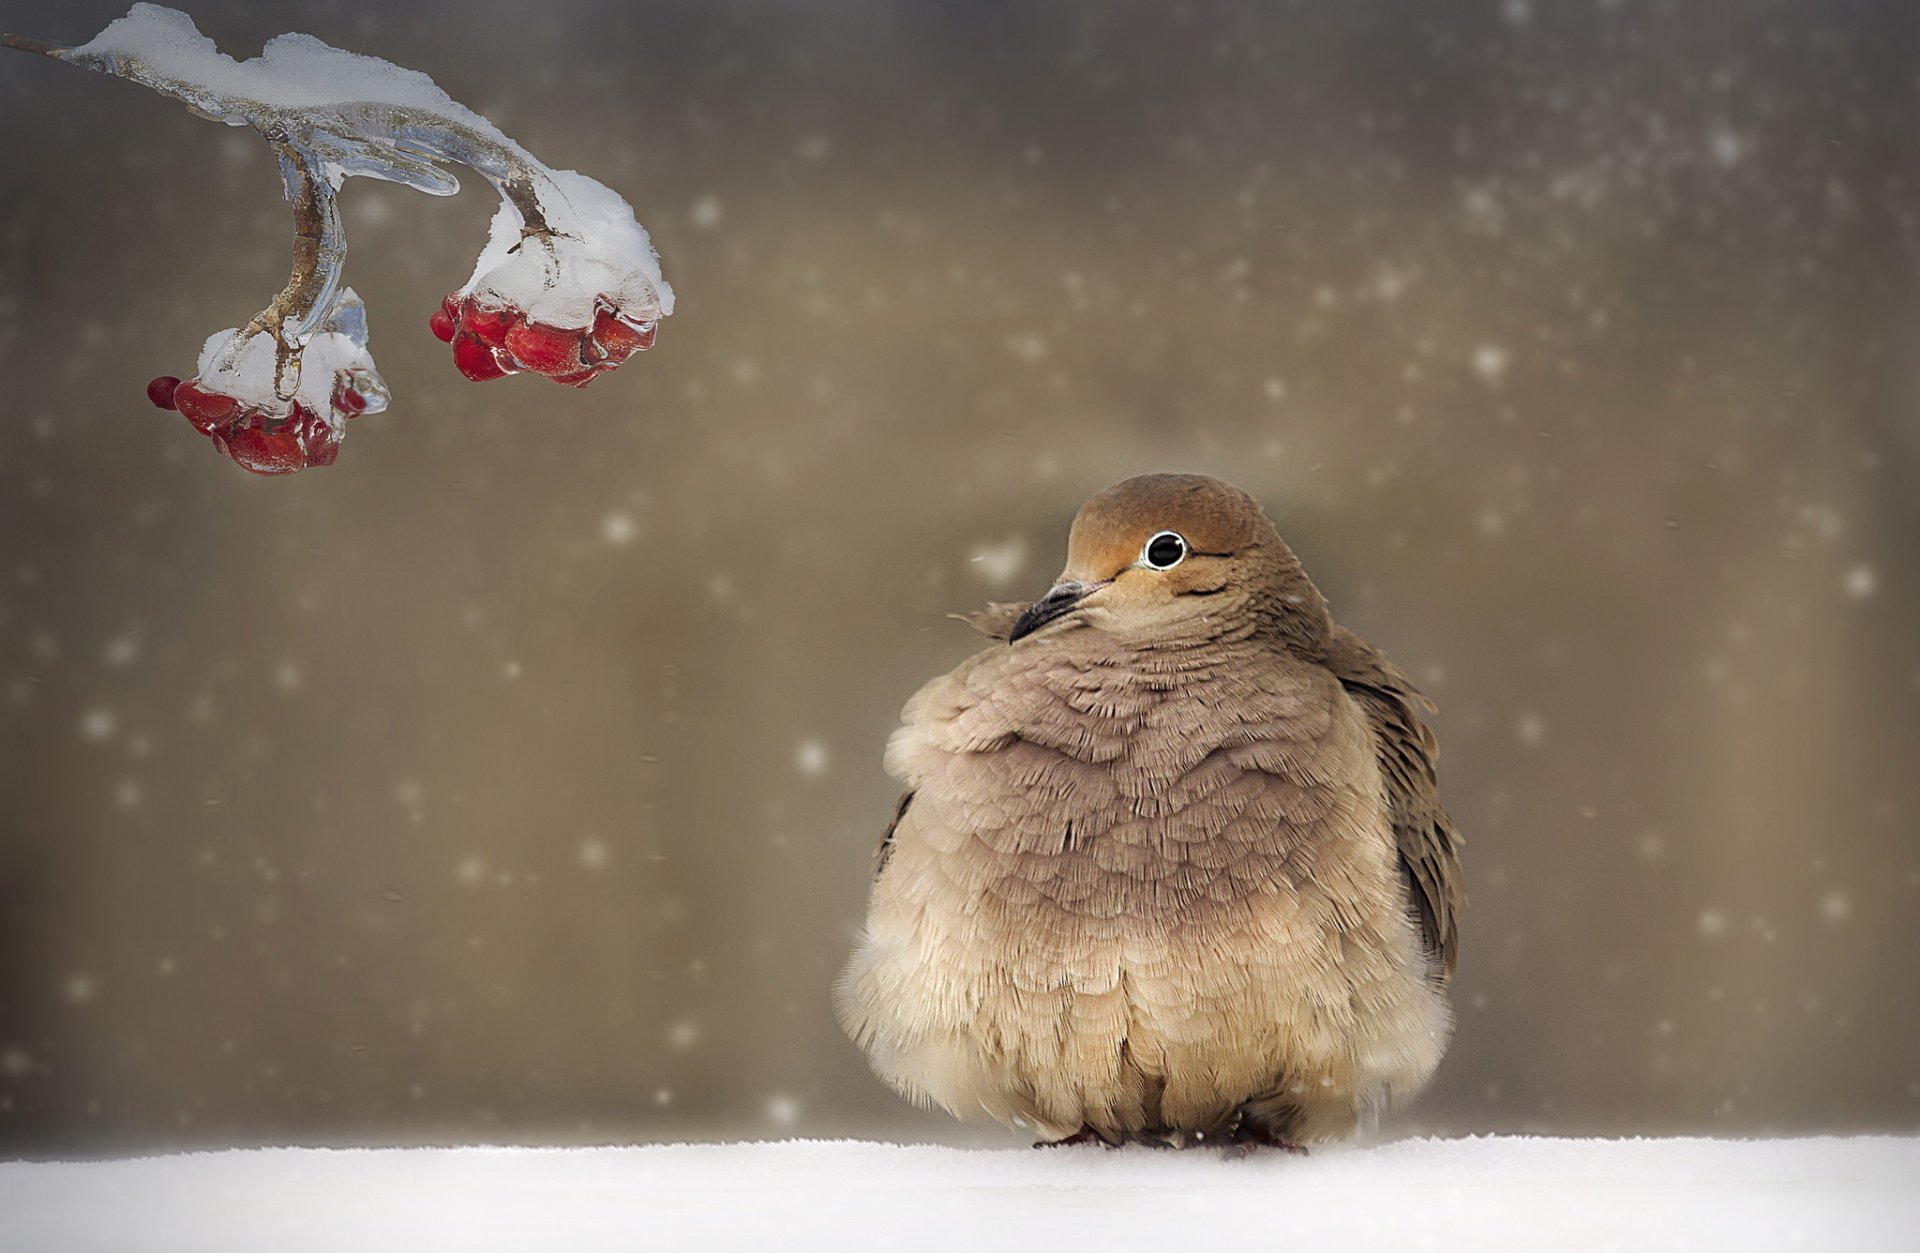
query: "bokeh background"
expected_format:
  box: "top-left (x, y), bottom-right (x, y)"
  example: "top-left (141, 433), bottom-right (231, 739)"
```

top-left (0, 0), bottom-right (1915, 1154)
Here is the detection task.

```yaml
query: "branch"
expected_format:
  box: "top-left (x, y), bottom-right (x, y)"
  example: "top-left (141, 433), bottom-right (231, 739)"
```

top-left (2, 34), bottom-right (68, 58)
top-left (3, 5), bottom-right (672, 474)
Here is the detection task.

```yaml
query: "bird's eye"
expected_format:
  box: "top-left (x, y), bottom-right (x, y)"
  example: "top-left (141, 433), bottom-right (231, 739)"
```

top-left (1141, 530), bottom-right (1188, 570)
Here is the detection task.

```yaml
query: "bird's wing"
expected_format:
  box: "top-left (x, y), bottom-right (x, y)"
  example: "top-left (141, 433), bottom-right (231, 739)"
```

top-left (1325, 624), bottom-right (1464, 981)
top-left (873, 790), bottom-right (915, 880)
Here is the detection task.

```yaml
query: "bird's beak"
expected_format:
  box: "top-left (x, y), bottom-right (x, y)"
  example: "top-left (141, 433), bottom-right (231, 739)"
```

top-left (1009, 580), bottom-right (1100, 643)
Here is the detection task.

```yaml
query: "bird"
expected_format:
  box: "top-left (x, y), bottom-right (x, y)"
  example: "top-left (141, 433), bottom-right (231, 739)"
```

top-left (835, 473), bottom-right (1463, 1150)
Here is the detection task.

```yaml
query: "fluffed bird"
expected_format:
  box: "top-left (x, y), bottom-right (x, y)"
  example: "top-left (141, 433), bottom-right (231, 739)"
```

top-left (835, 473), bottom-right (1463, 1150)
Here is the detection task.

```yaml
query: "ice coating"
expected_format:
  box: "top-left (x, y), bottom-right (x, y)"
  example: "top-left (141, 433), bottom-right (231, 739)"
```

top-left (463, 171), bottom-right (676, 328)
top-left (71, 4), bottom-right (676, 328)
top-left (8, 3), bottom-right (672, 472)
top-left (196, 289), bottom-right (385, 424)
top-left (153, 289), bottom-right (388, 474)
top-left (72, 4), bottom-right (524, 139)
top-left (65, 4), bottom-right (672, 331)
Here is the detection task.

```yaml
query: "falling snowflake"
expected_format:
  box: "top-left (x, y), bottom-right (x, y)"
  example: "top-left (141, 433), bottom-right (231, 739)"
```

top-left (1471, 344), bottom-right (1511, 385)
top-left (603, 513), bottom-right (638, 546)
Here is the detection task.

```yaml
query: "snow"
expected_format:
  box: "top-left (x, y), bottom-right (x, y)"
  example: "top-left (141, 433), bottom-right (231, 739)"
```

top-left (0, 1137), bottom-right (1912, 1252)
top-left (74, 3), bottom-right (524, 139)
top-left (67, 4), bottom-right (671, 341)
top-left (195, 288), bottom-right (382, 416)
top-left (459, 168), bottom-right (675, 329)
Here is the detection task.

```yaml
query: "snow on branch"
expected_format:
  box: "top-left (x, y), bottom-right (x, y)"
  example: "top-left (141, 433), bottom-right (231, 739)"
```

top-left (3, 4), bottom-right (674, 474)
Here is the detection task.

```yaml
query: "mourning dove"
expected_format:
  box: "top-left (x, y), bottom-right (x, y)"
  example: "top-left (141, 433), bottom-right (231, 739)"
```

top-left (836, 473), bottom-right (1463, 1149)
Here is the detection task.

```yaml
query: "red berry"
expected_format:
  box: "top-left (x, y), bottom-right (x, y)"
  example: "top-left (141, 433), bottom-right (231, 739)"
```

top-left (441, 292), bottom-right (461, 321)
top-left (177, 380), bottom-right (236, 419)
top-left (503, 320), bottom-right (585, 376)
top-left (459, 299), bottom-right (517, 349)
top-left (549, 365), bottom-right (603, 388)
top-left (219, 411), bottom-right (303, 475)
top-left (591, 304), bottom-right (656, 360)
top-left (297, 406), bottom-right (341, 468)
top-left (218, 404), bottom-right (340, 475)
top-left (333, 378), bottom-right (369, 416)
top-left (451, 331), bottom-right (513, 382)
top-left (428, 307), bottom-right (456, 343)
top-left (146, 375), bottom-right (182, 410)
top-left (171, 380), bottom-right (238, 435)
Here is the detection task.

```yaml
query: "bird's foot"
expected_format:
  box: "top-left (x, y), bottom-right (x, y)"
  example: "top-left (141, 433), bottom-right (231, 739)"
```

top-left (1033, 1124), bottom-right (1117, 1150)
top-left (1226, 1124), bottom-right (1309, 1157)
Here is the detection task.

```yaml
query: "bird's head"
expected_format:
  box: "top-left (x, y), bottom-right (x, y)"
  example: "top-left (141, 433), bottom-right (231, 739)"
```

top-left (1007, 473), bottom-right (1331, 653)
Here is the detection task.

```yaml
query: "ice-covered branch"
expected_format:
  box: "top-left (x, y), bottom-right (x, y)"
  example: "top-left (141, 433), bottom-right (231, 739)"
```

top-left (3, 4), bottom-right (674, 474)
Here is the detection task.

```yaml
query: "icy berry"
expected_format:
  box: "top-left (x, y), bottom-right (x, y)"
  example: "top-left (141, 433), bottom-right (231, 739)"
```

top-left (146, 375), bottom-right (182, 411)
top-left (503, 320), bottom-right (585, 375)
top-left (590, 304), bottom-right (656, 361)
top-left (171, 379), bottom-right (239, 435)
top-left (458, 298), bottom-right (517, 349)
top-left (451, 331), bottom-right (513, 382)
top-left (441, 289), bottom-right (659, 387)
top-left (332, 367), bottom-right (379, 418)
top-left (428, 306), bottom-right (456, 343)
top-left (162, 375), bottom-right (345, 475)
top-left (216, 403), bottom-right (340, 475)
top-left (548, 365), bottom-right (604, 388)
top-left (334, 367), bottom-right (390, 419)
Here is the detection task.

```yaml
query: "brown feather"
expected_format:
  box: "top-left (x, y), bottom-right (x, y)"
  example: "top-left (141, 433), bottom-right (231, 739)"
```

top-left (1323, 625), bottom-right (1465, 981)
top-left (837, 474), bottom-right (1461, 1146)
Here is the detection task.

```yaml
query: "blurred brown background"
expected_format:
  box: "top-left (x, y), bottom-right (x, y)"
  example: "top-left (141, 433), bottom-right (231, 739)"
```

top-left (0, 0), bottom-right (1916, 1153)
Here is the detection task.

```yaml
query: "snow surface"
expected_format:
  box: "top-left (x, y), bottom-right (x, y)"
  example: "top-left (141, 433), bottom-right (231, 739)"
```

top-left (0, 1136), bottom-right (1912, 1253)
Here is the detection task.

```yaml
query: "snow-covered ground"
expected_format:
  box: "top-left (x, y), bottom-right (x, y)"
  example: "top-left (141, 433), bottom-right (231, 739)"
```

top-left (1, 1136), bottom-right (1913, 1252)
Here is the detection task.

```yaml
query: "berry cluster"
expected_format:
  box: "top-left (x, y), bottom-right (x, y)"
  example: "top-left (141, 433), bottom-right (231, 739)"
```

top-left (15, 6), bottom-right (672, 476)
top-left (145, 366), bottom-right (387, 476)
top-left (429, 292), bottom-right (658, 387)
top-left (147, 376), bottom-right (338, 474)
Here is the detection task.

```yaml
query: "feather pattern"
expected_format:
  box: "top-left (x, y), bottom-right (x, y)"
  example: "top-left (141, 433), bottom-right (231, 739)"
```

top-left (1325, 626), bottom-right (1464, 981)
top-left (837, 475), bottom-right (1462, 1147)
